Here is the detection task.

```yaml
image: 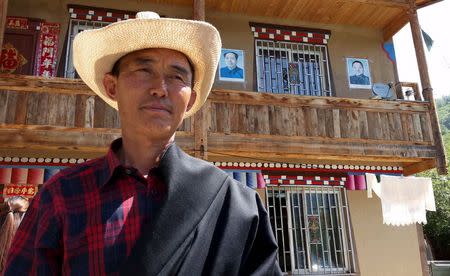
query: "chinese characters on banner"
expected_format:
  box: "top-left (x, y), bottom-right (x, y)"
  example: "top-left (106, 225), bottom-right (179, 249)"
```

top-left (6, 17), bottom-right (29, 30)
top-left (3, 185), bottom-right (37, 198)
top-left (35, 23), bottom-right (60, 77)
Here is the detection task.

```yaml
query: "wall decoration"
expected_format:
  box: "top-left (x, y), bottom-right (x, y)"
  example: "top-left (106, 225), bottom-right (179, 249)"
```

top-left (219, 48), bottom-right (245, 82)
top-left (0, 43), bottom-right (28, 73)
top-left (34, 22), bottom-right (60, 77)
top-left (346, 57), bottom-right (372, 89)
top-left (6, 17), bottom-right (29, 30)
top-left (3, 185), bottom-right (37, 198)
top-left (249, 24), bottom-right (331, 45)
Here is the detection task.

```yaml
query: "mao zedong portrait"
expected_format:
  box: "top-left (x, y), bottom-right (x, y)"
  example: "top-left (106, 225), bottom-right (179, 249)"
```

top-left (220, 51), bottom-right (244, 79)
top-left (349, 60), bottom-right (370, 85)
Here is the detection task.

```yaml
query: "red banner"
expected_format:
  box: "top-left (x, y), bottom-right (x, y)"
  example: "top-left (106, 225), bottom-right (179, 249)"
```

top-left (34, 22), bottom-right (60, 77)
top-left (3, 185), bottom-right (37, 198)
top-left (6, 17), bottom-right (29, 30)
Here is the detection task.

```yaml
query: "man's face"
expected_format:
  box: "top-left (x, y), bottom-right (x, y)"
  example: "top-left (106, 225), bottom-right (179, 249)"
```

top-left (103, 48), bottom-right (196, 140)
top-left (224, 53), bottom-right (237, 69)
top-left (352, 62), bottom-right (364, 76)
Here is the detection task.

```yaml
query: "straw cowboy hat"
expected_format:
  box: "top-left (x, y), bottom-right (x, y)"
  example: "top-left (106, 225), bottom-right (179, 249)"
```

top-left (73, 11), bottom-right (221, 117)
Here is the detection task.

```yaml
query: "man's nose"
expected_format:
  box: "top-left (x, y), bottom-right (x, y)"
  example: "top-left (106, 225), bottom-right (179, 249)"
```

top-left (149, 75), bottom-right (168, 97)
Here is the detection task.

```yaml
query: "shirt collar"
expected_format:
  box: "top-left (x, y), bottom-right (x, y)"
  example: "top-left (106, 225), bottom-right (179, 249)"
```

top-left (99, 138), bottom-right (174, 189)
top-left (98, 138), bottom-right (124, 189)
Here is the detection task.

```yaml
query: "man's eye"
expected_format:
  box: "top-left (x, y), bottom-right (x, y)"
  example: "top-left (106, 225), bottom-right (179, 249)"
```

top-left (137, 68), bottom-right (151, 74)
top-left (170, 75), bottom-right (184, 81)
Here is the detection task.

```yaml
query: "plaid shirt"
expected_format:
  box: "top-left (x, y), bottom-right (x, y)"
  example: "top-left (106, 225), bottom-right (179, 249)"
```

top-left (4, 139), bottom-right (167, 275)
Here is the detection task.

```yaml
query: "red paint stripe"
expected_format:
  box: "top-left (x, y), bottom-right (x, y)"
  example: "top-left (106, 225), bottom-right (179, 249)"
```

top-left (218, 165), bottom-right (402, 174)
top-left (290, 36), bottom-right (303, 42)
top-left (308, 38), bottom-right (326, 44)
top-left (313, 33), bottom-right (325, 39)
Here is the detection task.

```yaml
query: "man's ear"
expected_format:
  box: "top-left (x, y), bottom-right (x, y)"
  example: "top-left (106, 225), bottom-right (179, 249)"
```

top-left (103, 73), bottom-right (118, 100)
top-left (186, 90), bottom-right (197, 113)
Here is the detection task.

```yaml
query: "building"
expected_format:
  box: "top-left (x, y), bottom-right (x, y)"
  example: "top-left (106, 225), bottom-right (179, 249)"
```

top-left (0, 0), bottom-right (446, 275)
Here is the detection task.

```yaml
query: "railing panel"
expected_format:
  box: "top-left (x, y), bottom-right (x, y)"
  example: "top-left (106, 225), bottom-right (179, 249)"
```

top-left (0, 75), bottom-right (439, 173)
top-left (209, 99), bottom-right (433, 144)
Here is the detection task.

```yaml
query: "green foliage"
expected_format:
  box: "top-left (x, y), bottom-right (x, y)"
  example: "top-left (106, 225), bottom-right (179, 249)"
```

top-left (420, 99), bottom-right (450, 260)
top-left (421, 166), bottom-right (450, 259)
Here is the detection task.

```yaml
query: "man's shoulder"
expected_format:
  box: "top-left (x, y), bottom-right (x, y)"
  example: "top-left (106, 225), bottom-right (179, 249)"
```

top-left (41, 156), bottom-right (106, 191)
top-left (172, 146), bottom-right (252, 192)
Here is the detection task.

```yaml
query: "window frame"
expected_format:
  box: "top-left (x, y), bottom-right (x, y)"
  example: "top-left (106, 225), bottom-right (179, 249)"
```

top-left (254, 39), bottom-right (332, 97)
top-left (266, 185), bottom-right (356, 275)
top-left (63, 19), bottom-right (111, 78)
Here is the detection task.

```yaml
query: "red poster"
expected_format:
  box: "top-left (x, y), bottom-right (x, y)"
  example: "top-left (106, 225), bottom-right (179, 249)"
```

top-left (34, 22), bottom-right (60, 77)
top-left (3, 185), bottom-right (37, 198)
top-left (6, 17), bottom-right (29, 30)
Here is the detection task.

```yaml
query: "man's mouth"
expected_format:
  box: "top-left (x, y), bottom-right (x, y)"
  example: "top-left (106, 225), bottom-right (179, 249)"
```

top-left (140, 103), bottom-right (171, 114)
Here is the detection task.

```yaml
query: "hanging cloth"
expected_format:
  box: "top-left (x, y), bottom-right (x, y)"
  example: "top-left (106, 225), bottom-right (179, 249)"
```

top-left (366, 174), bottom-right (436, 226)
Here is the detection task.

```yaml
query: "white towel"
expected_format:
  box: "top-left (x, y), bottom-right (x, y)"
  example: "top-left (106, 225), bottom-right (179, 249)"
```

top-left (365, 174), bottom-right (435, 226)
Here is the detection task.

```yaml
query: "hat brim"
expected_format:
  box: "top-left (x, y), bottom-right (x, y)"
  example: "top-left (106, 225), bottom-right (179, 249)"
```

top-left (73, 18), bottom-right (221, 118)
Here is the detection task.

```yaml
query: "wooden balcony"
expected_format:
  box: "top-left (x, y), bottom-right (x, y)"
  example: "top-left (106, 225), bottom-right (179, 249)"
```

top-left (0, 74), bottom-right (441, 175)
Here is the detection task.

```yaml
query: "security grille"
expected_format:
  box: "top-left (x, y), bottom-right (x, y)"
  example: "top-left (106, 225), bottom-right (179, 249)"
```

top-left (266, 185), bottom-right (356, 275)
top-left (64, 19), bottom-right (110, 78)
top-left (255, 39), bottom-right (332, 96)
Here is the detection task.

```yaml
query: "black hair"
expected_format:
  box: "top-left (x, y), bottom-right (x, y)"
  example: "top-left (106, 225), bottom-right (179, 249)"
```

top-left (352, 60), bottom-right (364, 67)
top-left (223, 51), bottom-right (239, 59)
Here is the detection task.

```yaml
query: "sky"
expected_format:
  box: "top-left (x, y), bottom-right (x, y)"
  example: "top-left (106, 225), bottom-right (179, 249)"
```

top-left (393, 0), bottom-right (450, 98)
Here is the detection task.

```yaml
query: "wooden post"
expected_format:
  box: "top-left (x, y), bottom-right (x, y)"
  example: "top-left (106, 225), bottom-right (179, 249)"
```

top-left (0, 0), bottom-right (8, 47)
top-left (193, 0), bottom-right (205, 21)
top-left (192, 0), bottom-right (207, 159)
top-left (193, 101), bottom-right (209, 160)
top-left (409, 0), bottom-right (447, 174)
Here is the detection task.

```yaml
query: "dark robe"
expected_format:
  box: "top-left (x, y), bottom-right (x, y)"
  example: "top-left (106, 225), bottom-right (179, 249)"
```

top-left (120, 144), bottom-right (282, 275)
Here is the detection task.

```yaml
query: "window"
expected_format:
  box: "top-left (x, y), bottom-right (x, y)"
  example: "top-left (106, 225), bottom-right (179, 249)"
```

top-left (255, 39), bottom-right (332, 96)
top-left (64, 19), bottom-right (110, 78)
top-left (266, 185), bottom-right (356, 275)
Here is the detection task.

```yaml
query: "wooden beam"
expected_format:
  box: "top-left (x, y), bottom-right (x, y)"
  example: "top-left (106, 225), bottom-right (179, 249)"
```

top-left (0, 124), bottom-right (195, 158)
top-left (416, 0), bottom-right (443, 9)
top-left (193, 0), bottom-right (205, 21)
top-left (0, 0), bottom-right (7, 47)
top-left (409, 0), bottom-right (448, 174)
top-left (339, 0), bottom-right (409, 8)
top-left (208, 133), bottom-right (436, 162)
top-left (210, 89), bottom-right (430, 113)
top-left (402, 159), bottom-right (435, 175)
top-left (0, 74), bottom-right (94, 96)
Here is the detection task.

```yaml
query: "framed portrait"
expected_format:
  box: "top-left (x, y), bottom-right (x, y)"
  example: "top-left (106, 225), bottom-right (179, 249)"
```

top-left (219, 48), bottom-right (245, 82)
top-left (346, 58), bottom-right (372, 89)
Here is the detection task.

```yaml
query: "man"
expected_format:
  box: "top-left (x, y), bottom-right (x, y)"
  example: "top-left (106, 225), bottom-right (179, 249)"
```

top-left (4, 12), bottom-right (281, 275)
top-left (220, 51), bottom-right (244, 79)
top-left (349, 60), bottom-right (370, 85)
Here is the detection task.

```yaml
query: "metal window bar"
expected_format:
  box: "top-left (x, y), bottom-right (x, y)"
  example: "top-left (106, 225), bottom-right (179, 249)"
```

top-left (266, 185), bottom-right (356, 275)
top-left (255, 39), bottom-right (332, 97)
top-left (64, 19), bottom-right (111, 78)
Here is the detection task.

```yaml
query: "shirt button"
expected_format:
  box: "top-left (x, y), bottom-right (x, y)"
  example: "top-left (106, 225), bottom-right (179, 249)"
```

top-left (125, 169), bottom-right (132, 175)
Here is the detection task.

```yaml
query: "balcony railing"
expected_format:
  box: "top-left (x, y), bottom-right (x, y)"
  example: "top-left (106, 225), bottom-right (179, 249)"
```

top-left (0, 74), bottom-right (441, 175)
